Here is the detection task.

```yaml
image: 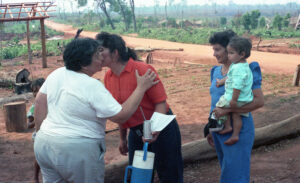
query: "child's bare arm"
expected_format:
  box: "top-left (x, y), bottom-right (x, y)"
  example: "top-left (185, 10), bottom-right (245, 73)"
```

top-left (27, 116), bottom-right (35, 129)
top-left (34, 92), bottom-right (48, 131)
top-left (216, 77), bottom-right (227, 87)
top-left (230, 89), bottom-right (240, 108)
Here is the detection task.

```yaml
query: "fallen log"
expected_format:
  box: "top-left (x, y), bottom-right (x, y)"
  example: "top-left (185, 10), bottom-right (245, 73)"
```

top-left (0, 78), bottom-right (14, 88)
top-left (253, 114), bottom-right (300, 147)
top-left (104, 114), bottom-right (300, 182)
top-left (134, 47), bottom-right (184, 52)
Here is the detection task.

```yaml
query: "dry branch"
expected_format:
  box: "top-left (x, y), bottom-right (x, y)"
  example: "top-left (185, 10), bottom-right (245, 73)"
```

top-left (104, 114), bottom-right (300, 182)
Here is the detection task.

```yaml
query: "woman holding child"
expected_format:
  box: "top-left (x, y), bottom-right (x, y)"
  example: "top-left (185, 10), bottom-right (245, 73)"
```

top-left (206, 30), bottom-right (264, 182)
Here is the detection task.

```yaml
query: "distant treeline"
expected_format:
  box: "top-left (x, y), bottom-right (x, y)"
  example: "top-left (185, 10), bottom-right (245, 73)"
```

top-left (136, 3), bottom-right (300, 17)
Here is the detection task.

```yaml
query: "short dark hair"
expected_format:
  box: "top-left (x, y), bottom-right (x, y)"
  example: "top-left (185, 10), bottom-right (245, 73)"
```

top-left (31, 78), bottom-right (45, 90)
top-left (228, 36), bottom-right (252, 59)
top-left (209, 30), bottom-right (236, 48)
top-left (96, 32), bottom-right (137, 63)
top-left (63, 38), bottom-right (100, 71)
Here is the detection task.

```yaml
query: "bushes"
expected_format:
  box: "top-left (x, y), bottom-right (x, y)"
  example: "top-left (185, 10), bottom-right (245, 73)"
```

top-left (0, 39), bottom-right (72, 60)
top-left (139, 27), bottom-right (219, 44)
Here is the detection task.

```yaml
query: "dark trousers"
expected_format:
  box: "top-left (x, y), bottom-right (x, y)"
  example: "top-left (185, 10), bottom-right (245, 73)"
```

top-left (128, 109), bottom-right (183, 183)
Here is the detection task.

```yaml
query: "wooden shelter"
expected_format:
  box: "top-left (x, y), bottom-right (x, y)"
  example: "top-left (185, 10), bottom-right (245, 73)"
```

top-left (0, 2), bottom-right (55, 68)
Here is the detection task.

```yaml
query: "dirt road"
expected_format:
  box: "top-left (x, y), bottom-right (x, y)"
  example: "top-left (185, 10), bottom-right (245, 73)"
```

top-left (45, 20), bottom-right (299, 74)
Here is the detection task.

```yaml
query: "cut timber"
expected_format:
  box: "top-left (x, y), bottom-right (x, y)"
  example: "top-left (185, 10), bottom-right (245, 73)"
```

top-left (4, 101), bottom-right (27, 132)
top-left (292, 64), bottom-right (300, 86)
top-left (104, 114), bottom-right (300, 182)
top-left (134, 47), bottom-right (184, 52)
top-left (253, 114), bottom-right (300, 147)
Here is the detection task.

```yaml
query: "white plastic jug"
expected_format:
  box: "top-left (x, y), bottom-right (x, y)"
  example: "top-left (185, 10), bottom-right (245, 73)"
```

top-left (124, 142), bottom-right (155, 183)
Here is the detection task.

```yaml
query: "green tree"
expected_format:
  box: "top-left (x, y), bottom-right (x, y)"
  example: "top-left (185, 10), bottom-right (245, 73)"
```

top-left (231, 13), bottom-right (242, 29)
top-left (250, 10), bottom-right (260, 29)
top-left (95, 0), bottom-right (115, 30)
top-left (273, 14), bottom-right (283, 30)
top-left (220, 17), bottom-right (227, 27)
top-left (129, 0), bottom-right (137, 32)
top-left (242, 12), bottom-right (251, 32)
top-left (283, 13), bottom-right (291, 27)
top-left (259, 17), bottom-right (266, 28)
top-left (114, 0), bottom-right (132, 31)
top-left (77, 0), bottom-right (88, 7)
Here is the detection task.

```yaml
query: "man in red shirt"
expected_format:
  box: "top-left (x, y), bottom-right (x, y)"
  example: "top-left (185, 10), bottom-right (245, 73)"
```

top-left (97, 32), bottom-right (183, 183)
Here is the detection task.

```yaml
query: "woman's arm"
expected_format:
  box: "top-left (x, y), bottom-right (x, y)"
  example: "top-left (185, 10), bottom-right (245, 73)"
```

top-left (213, 88), bottom-right (264, 118)
top-left (143, 101), bottom-right (167, 143)
top-left (34, 92), bottom-right (48, 131)
top-left (109, 69), bottom-right (159, 124)
top-left (118, 127), bottom-right (128, 155)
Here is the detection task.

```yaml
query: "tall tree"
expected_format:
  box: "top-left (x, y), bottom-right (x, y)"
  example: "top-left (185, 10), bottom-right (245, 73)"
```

top-left (273, 14), bottom-right (283, 30)
top-left (220, 17), bottom-right (227, 27)
top-left (95, 0), bottom-right (115, 30)
top-left (154, 0), bottom-right (159, 18)
top-left (242, 12), bottom-right (251, 32)
top-left (180, 0), bottom-right (186, 29)
top-left (259, 17), bottom-right (266, 28)
top-left (77, 0), bottom-right (88, 7)
top-left (250, 10), bottom-right (261, 29)
top-left (117, 0), bottom-right (130, 32)
top-left (164, 0), bottom-right (168, 28)
top-left (283, 13), bottom-right (291, 27)
top-left (129, 0), bottom-right (137, 32)
top-left (232, 12), bottom-right (242, 29)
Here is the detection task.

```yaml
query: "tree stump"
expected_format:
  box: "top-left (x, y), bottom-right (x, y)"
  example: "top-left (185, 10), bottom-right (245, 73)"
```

top-left (16, 68), bottom-right (30, 83)
top-left (4, 101), bottom-right (27, 132)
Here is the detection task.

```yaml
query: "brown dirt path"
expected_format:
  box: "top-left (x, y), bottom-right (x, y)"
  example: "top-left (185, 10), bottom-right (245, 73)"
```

top-left (45, 20), bottom-right (300, 75)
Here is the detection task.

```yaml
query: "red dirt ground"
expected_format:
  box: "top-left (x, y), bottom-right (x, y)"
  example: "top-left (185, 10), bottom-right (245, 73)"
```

top-left (0, 21), bottom-right (300, 183)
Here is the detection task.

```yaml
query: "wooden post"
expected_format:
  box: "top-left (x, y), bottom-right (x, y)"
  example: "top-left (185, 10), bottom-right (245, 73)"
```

top-left (294, 14), bottom-right (300, 30)
top-left (26, 21), bottom-right (32, 64)
top-left (146, 52), bottom-right (153, 64)
top-left (4, 101), bottom-right (27, 132)
top-left (40, 18), bottom-right (47, 68)
top-left (292, 64), bottom-right (300, 86)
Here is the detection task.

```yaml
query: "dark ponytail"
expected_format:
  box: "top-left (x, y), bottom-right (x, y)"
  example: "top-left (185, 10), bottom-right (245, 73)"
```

top-left (127, 47), bottom-right (137, 60)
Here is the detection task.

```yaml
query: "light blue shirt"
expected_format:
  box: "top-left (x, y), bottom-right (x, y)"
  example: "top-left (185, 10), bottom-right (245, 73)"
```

top-left (224, 62), bottom-right (253, 102)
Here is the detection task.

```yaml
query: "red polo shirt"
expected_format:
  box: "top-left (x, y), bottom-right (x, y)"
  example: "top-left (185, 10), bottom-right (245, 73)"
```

top-left (104, 58), bottom-right (169, 129)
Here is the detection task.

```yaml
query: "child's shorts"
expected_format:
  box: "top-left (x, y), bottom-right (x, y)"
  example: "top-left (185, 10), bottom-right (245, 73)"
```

top-left (216, 95), bottom-right (250, 117)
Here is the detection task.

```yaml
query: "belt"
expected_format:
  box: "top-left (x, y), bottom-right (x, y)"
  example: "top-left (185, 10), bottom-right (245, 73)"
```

top-left (130, 123), bottom-right (143, 137)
